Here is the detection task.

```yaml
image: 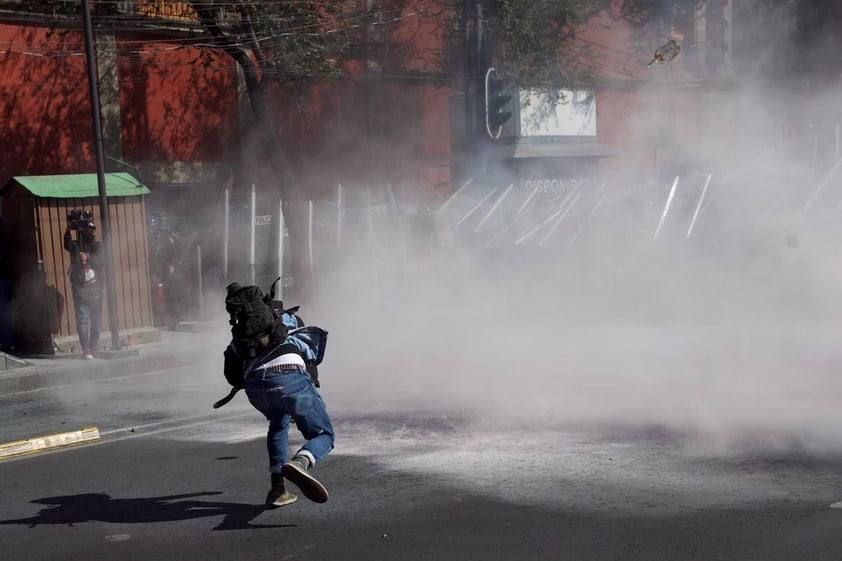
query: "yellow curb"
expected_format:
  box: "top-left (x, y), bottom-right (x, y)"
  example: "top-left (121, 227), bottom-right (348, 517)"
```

top-left (0, 427), bottom-right (101, 460)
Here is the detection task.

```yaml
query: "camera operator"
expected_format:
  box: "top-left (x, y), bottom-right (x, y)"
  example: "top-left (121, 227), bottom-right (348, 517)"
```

top-left (64, 209), bottom-right (104, 359)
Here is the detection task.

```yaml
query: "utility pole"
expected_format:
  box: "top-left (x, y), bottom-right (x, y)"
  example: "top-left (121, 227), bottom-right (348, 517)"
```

top-left (81, 0), bottom-right (120, 352)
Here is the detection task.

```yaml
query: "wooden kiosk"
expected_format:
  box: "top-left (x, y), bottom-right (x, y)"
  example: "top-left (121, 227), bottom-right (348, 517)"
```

top-left (0, 173), bottom-right (153, 353)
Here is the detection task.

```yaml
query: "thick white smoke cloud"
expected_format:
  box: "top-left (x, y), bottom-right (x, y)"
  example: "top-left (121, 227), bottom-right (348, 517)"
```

top-left (168, 4), bottom-right (842, 458)
top-left (311, 74), bottom-right (842, 456)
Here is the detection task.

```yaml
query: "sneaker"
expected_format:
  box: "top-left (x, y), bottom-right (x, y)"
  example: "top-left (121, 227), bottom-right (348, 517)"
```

top-left (265, 489), bottom-right (298, 508)
top-left (83, 349), bottom-right (94, 360)
top-left (281, 457), bottom-right (329, 503)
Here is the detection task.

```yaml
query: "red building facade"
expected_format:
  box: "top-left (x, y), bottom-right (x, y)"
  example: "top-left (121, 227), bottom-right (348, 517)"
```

top-left (0, 3), bottom-right (723, 205)
top-left (0, 1), bottom-right (758, 336)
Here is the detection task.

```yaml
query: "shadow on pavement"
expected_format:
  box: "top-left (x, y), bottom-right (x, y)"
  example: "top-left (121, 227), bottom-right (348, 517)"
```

top-left (0, 491), bottom-right (295, 531)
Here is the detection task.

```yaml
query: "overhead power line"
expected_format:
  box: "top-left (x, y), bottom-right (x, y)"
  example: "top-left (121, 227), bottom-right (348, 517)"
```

top-left (1, 3), bottom-right (421, 37)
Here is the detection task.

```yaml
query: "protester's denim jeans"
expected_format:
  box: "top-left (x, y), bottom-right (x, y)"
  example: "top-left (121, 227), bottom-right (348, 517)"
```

top-left (74, 295), bottom-right (102, 351)
top-left (244, 369), bottom-right (335, 471)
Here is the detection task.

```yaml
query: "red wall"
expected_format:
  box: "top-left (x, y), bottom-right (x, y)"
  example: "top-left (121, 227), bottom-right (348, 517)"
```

top-left (0, 23), bottom-right (242, 183)
top-left (116, 34), bottom-right (241, 163)
top-left (1, 4), bottom-right (701, 200)
top-left (0, 25), bottom-right (98, 179)
top-left (574, 7), bottom-right (703, 180)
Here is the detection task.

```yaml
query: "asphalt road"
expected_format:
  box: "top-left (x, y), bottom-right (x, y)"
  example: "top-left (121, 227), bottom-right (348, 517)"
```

top-left (1, 364), bottom-right (842, 561)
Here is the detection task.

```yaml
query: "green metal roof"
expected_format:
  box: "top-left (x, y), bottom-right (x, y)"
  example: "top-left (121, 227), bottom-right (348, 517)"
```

top-left (9, 172), bottom-right (150, 198)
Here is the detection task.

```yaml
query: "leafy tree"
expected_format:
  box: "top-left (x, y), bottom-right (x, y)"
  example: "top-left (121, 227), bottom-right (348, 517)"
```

top-left (188, 1), bottom-right (364, 302)
top-left (475, 0), bottom-right (612, 87)
top-left (453, 0), bottom-right (788, 87)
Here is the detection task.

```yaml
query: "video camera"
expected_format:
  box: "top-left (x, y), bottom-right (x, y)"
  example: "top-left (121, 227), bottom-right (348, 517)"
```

top-left (67, 209), bottom-right (94, 230)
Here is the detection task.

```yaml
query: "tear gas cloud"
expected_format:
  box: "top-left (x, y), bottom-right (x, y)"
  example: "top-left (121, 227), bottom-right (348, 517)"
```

top-left (180, 7), bottom-right (842, 457)
top-left (309, 98), bottom-right (842, 456)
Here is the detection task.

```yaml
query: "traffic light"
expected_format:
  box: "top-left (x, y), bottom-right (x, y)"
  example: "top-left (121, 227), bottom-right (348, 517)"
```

top-left (484, 67), bottom-right (512, 139)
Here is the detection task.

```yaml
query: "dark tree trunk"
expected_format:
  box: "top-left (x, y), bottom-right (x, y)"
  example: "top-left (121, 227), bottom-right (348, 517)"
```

top-left (243, 71), bottom-right (314, 303)
top-left (193, 1), bottom-right (314, 302)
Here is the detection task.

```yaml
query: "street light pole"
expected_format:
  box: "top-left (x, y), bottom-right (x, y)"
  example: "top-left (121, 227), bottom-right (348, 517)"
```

top-left (81, 0), bottom-right (120, 352)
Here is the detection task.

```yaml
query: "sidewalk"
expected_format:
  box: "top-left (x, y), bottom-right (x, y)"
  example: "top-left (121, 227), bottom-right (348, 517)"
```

top-left (0, 326), bottom-right (220, 396)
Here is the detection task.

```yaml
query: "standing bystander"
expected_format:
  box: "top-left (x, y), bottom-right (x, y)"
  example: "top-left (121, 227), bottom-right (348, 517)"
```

top-left (64, 209), bottom-right (104, 359)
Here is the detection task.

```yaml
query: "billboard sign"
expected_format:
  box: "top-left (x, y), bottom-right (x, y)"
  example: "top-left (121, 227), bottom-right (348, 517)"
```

top-left (519, 89), bottom-right (597, 137)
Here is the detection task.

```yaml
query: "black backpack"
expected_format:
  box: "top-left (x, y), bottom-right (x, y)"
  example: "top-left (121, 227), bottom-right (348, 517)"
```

top-left (225, 283), bottom-right (277, 358)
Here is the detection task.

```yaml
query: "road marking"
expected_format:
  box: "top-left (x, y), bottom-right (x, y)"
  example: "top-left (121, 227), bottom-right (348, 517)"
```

top-left (98, 410), bottom-right (252, 439)
top-left (831, 501), bottom-right (842, 509)
top-left (0, 426), bottom-right (100, 460)
top-left (0, 411), bottom-right (253, 462)
top-left (0, 364), bottom-right (201, 398)
top-left (104, 534), bottom-right (131, 542)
